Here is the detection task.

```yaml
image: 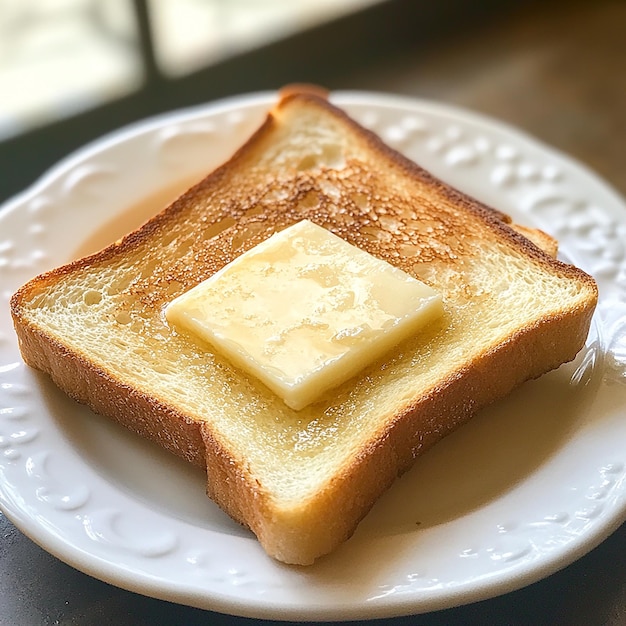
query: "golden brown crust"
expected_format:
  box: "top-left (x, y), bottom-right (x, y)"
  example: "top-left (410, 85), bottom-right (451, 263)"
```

top-left (510, 223), bottom-right (559, 257)
top-left (13, 315), bottom-right (206, 467)
top-left (10, 87), bottom-right (598, 565)
top-left (278, 83), bottom-right (330, 101)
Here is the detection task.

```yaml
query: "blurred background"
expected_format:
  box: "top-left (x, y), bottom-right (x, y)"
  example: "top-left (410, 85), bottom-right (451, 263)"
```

top-left (0, 0), bottom-right (624, 205)
top-left (1, 1), bottom-right (626, 624)
top-left (0, 0), bottom-right (380, 143)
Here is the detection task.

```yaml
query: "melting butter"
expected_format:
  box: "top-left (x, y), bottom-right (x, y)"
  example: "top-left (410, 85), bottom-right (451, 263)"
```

top-left (165, 220), bottom-right (443, 410)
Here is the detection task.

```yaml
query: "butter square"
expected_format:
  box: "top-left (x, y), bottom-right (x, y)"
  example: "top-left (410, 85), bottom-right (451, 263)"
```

top-left (165, 220), bottom-right (442, 410)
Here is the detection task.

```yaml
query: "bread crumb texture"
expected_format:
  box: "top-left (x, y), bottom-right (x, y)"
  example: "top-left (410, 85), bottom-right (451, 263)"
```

top-left (12, 93), bottom-right (597, 563)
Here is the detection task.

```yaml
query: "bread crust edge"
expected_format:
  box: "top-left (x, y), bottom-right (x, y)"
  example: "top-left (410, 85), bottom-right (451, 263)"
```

top-left (8, 89), bottom-right (600, 565)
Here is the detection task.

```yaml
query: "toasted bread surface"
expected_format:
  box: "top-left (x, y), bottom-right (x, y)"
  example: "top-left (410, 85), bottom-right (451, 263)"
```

top-left (11, 90), bottom-right (597, 564)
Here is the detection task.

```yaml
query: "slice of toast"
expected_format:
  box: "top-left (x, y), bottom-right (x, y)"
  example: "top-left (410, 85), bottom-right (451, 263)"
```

top-left (10, 89), bottom-right (597, 565)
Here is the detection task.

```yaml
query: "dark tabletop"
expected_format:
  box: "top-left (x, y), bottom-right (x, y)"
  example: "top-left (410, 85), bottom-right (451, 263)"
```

top-left (1, 1), bottom-right (625, 624)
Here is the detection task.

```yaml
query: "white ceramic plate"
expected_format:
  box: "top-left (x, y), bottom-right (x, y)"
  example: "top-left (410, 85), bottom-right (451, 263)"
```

top-left (1, 92), bottom-right (625, 621)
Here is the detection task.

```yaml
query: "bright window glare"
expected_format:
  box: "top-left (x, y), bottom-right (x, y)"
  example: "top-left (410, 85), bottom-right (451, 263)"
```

top-left (149, 0), bottom-right (382, 77)
top-left (0, 0), bottom-right (381, 140)
top-left (0, 0), bottom-right (142, 140)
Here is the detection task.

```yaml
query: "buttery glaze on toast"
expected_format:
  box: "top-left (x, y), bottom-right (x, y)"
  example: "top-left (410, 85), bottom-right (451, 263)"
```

top-left (11, 89), bottom-right (598, 565)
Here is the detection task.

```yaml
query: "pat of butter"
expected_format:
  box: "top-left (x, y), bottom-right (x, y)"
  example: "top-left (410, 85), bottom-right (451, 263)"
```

top-left (165, 220), bottom-right (443, 410)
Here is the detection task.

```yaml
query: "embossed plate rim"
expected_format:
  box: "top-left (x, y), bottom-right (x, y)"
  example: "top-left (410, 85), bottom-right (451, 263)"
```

top-left (0, 91), bottom-right (625, 621)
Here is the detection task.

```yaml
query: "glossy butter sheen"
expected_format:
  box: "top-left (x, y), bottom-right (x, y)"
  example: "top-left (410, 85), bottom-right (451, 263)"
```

top-left (165, 220), bottom-right (443, 409)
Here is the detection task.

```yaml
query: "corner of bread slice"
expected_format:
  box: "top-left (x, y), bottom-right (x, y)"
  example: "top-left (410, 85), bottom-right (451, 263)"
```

top-left (201, 420), bottom-right (398, 566)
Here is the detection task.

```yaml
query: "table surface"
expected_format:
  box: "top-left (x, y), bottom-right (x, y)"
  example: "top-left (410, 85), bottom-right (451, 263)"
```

top-left (1, 1), bottom-right (625, 624)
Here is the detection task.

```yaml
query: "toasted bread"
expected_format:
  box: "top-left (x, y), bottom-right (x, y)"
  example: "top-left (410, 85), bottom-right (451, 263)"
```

top-left (10, 90), bottom-right (597, 565)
